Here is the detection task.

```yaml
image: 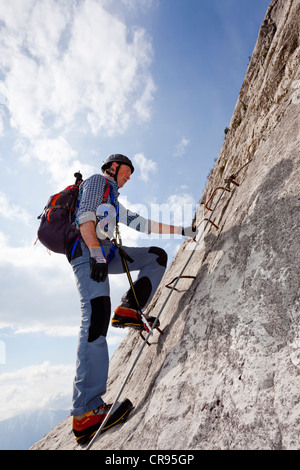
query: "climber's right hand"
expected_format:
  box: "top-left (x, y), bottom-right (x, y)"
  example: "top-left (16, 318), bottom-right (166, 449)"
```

top-left (89, 246), bottom-right (108, 282)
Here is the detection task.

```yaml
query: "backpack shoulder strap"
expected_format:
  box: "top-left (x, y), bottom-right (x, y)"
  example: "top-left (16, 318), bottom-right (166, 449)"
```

top-left (102, 177), bottom-right (110, 203)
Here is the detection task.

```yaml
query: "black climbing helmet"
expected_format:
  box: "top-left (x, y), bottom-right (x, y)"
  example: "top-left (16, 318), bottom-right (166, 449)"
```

top-left (101, 154), bottom-right (135, 175)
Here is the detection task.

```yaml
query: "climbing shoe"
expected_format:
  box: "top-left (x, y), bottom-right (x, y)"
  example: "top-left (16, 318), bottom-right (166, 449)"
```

top-left (72, 399), bottom-right (133, 445)
top-left (111, 306), bottom-right (159, 330)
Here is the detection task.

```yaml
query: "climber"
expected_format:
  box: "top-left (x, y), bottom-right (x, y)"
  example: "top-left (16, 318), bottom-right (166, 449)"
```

top-left (69, 153), bottom-right (197, 444)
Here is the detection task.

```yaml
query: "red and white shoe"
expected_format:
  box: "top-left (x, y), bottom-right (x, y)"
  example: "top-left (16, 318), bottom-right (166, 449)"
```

top-left (111, 306), bottom-right (159, 330)
top-left (72, 399), bottom-right (133, 445)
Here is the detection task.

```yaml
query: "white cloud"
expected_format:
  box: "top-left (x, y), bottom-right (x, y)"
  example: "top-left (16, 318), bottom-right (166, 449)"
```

top-left (0, 231), bottom-right (79, 332)
top-left (174, 136), bottom-right (190, 158)
top-left (0, 0), bottom-right (155, 140)
top-left (14, 325), bottom-right (78, 338)
top-left (134, 76), bottom-right (156, 122)
top-left (132, 153), bottom-right (157, 182)
top-left (0, 231), bottom-right (65, 270)
top-left (0, 362), bottom-right (74, 420)
top-left (0, 0), bottom-right (70, 138)
top-left (107, 329), bottom-right (127, 347)
top-left (165, 192), bottom-right (196, 226)
top-left (0, 192), bottom-right (33, 225)
top-left (166, 192), bottom-right (195, 209)
top-left (0, 345), bottom-right (128, 421)
top-left (121, 0), bottom-right (157, 9)
top-left (0, 0), bottom-right (156, 188)
top-left (21, 136), bottom-right (96, 188)
top-left (0, 108), bottom-right (5, 136)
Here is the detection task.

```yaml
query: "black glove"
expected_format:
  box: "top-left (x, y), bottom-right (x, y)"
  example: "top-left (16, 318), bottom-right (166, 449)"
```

top-left (181, 225), bottom-right (198, 238)
top-left (89, 247), bottom-right (108, 282)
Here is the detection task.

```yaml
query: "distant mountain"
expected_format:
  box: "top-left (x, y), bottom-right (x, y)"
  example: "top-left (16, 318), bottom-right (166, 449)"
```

top-left (0, 409), bottom-right (68, 450)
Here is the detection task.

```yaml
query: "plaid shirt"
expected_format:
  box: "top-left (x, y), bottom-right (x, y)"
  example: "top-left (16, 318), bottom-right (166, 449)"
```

top-left (75, 174), bottom-right (150, 234)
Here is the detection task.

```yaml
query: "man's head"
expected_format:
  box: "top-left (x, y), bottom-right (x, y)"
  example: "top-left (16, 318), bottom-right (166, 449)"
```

top-left (101, 154), bottom-right (134, 188)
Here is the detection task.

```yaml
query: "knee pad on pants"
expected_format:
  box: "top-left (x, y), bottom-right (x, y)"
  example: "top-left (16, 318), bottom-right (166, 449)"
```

top-left (149, 246), bottom-right (168, 267)
top-left (88, 296), bottom-right (111, 342)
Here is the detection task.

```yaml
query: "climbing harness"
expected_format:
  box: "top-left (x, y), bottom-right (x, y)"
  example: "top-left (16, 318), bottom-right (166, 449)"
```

top-left (84, 159), bottom-right (252, 451)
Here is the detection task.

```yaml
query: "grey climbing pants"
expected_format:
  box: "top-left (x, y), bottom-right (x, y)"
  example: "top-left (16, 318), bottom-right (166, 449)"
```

top-left (70, 239), bottom-right (167, 415)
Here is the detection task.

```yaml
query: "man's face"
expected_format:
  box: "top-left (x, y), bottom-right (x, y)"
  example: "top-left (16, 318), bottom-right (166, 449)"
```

top-left (110, 162), bottom-right (132, 188)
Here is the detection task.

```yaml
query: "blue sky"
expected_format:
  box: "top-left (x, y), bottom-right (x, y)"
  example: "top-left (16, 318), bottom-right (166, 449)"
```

top-left (0, 0), bottom-right (270, 426)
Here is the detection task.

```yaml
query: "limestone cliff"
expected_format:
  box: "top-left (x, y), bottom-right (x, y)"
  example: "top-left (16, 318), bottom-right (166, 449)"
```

top-left (32, 0), bottom-right (300, 450)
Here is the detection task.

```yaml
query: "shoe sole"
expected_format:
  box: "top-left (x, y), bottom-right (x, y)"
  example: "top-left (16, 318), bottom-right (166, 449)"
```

top-left (111, 319), bottom-right (144, 331)
top-left (111, 318), bottom-right (160, 331)
top-left (74, 399), bottom-right (134, 446)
